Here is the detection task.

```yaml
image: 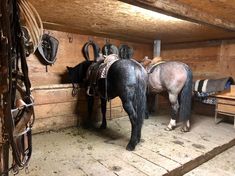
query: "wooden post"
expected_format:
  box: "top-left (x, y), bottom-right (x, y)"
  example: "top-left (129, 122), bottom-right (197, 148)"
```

top-left (153, 40), bottom-right (161, 57)
top-left (151, 40), bottom-right (161, 113)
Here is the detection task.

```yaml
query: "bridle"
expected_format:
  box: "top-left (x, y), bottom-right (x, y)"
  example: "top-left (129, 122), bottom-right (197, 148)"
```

top-left (1, 0), bottom-right (35, 175)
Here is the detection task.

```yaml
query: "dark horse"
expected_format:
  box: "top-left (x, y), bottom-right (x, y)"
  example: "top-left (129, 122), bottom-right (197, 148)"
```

top-left (141, 57), bottom-right (193, 132)
top-left (67, 54), bottom-right (147, 151)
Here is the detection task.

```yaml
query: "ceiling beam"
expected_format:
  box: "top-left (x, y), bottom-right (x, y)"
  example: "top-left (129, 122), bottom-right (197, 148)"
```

top-left (43, 22), bottom-right (152, 44)
top-left (119, 0), bottom-right (235, 31)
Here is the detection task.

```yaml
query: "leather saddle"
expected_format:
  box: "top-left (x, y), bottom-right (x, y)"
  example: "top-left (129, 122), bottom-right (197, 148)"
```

top-left (86, 54), bottom-right (119, 96)
top-left (119, 44), bottom-right (133, 59)
top-left (37, 33), bottom-right (59, 65)
top-left (102, 43), bottom-right (119, 56)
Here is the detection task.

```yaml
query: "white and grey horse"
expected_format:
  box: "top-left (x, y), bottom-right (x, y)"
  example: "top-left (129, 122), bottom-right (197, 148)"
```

top-left (141, 57), bottom-right (193, 132)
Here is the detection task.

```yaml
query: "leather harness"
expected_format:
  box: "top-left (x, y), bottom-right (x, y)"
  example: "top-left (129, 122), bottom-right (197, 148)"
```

top-left (1, 0), bottom-right (35, 175)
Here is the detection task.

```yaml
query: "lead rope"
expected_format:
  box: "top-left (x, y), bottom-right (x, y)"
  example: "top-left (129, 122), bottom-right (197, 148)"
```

top-left (17, 0), bottom-right (43, 53)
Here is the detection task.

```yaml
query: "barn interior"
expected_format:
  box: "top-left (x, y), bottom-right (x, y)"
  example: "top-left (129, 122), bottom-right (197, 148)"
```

top-left (1, 0), bottom-right (235, 175)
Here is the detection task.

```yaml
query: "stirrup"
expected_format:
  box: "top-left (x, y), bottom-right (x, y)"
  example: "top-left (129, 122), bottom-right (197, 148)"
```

top-left (86, 86), bottom-right (95, 96)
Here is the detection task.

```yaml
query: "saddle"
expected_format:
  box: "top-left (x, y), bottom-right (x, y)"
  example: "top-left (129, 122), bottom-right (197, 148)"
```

top-left (86, 54), bottom-right (119, 97)
top-left (119, 44), bottom-right (133, 59)
top-left (102, 43), bottom-right (119, 56)
top-left (37, 33), bottom-right (59, 65)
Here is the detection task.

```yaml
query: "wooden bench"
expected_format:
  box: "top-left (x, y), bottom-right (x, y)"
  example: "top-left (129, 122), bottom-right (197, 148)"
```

top-left (214, 85), bottom-right (235, 127)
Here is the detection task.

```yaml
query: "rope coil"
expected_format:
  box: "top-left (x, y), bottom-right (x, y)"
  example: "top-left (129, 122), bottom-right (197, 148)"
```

top-left (17, 0), bottom-right (43, 53)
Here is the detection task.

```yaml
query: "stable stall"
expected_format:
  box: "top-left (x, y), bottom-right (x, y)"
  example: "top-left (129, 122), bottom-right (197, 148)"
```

top-left (1, 0), bottom-right (235, 175)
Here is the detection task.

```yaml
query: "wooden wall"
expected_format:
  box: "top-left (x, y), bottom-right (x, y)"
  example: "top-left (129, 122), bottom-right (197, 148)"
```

top-left (28, 30), bottom-right (153, 133)
top-left (161, 40), bottom-right (235, 80)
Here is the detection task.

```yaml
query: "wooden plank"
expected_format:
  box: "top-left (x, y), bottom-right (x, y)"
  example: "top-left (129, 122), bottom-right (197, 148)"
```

top-left (217, 98), bottom-right (235, 105)
top-left (120, 0), bottom-right (235, 31)
top-left (33, 114), bottom-right (77, 133)
top-left (34, 101), bottom-right (78, 119)
top-left (218, 104), bottom-right (235, 114)
top-left (32, 86), bottom-right (78, 105)
top-left (133, 147), bottom-right (180, 172)
top-left (87, 147), bottom-right (149, 176)
top-left (110, 97), bottom-right (122, 108)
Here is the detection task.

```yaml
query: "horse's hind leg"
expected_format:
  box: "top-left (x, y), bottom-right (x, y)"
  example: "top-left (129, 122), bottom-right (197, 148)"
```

top-left (166, 93), bottom-right (179, 131)
top-left (84, 95), bottom-right (94, 128)
top-left (100, 98), bottom-right (107, 129)
top-left (122, 100), bottom-right (138, 151)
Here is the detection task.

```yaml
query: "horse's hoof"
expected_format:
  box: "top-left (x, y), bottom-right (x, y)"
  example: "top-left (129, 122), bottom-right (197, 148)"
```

top-left (164, 126), bottom-right (174, 131)
top-left (181, 126), bottom-right (190, 133)
top-left (99, 124), bottom-right (107, 130)
top-left (126, 143), bottom-right (136, 151)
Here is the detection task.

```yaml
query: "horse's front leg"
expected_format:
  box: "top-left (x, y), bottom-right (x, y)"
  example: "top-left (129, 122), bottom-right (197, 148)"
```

top-left (166, 93), bottom-right (179, 131)
top-left (100, 98), bottom-right (107, 129)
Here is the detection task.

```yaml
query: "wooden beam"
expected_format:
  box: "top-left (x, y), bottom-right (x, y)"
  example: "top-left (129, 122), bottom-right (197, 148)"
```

top-left (120, 0), bottom-right (235, 31)
top-left (153, 40), bottom-right (161, 57)
top-left (43, 22), bottom-right (152, 44)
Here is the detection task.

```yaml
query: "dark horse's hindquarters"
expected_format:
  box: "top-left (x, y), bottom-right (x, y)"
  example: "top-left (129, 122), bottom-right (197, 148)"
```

top-left (67, 58), bottom-right (148, 151)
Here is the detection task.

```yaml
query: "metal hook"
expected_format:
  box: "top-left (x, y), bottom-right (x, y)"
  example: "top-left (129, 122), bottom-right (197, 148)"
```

top-left (67, 33), bottom-right (73, 43)
top-left (43, 29), bottom-right (50, 35)
top-left (104, 38), bottom-right (110, 44)
top-left (88, 36), bottom-right (93, 42)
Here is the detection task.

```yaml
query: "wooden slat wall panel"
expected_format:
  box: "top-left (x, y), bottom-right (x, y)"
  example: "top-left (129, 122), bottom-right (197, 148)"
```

top-left (33, 115), bottom-right (77, 134)
top-left (32, 85), bottom-right (125, 132)
top-left (162, 40), bottom-right (235, 80)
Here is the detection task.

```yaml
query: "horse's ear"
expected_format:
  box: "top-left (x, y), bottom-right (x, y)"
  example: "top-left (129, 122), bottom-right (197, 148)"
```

top-left (66, 66), bottom-right (71, 71)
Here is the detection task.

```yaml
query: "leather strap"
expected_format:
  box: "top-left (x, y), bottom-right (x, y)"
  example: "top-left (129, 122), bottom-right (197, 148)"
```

top-left (1, 0), bottom-right (34, 174)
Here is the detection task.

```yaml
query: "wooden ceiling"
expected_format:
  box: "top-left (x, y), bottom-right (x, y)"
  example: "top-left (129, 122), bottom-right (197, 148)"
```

top-left (29, 0), bottom-right (235, 44)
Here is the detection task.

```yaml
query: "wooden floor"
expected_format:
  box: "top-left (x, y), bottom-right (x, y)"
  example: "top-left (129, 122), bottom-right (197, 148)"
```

top-left (14, 113), bottom-right (235, 176)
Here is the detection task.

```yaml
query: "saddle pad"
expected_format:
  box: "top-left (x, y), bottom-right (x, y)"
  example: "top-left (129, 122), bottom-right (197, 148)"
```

top-left (194, 77), bottom-right (234, 93)
top-left (100, 54), bottom-right (119, 78)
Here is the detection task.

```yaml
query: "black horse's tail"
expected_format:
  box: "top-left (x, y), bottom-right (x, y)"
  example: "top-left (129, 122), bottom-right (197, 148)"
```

top-left (135, 68), bottom-right (147, 130)
top-left (179, 65), bottom-right (193, 121)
